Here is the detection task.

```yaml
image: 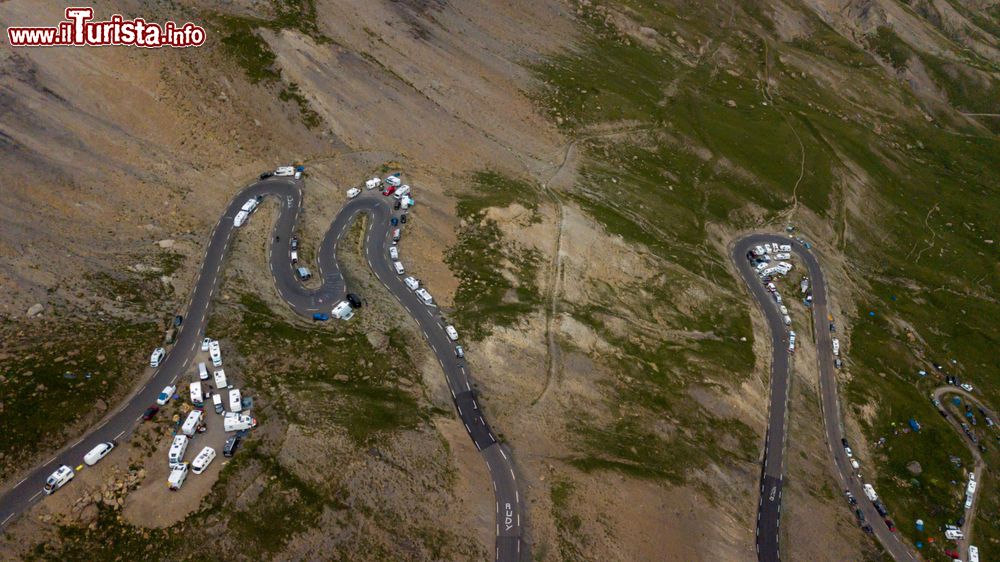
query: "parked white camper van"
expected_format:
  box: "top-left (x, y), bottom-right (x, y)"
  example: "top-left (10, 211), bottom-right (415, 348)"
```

top-left (168, 463), bottom-right (188, 490)
top-left (213, 369), bottom-right (228, 389)
top-left (190, 382), bottom-right (204, 407)
top-left (168, 435), bottom-right (188, 468)
top-left (191, 447), bottom-right (216, 475)
top-left (181, 410), bottom-right (203, 437)
top-left (229, 389), bottom-right (242, 413)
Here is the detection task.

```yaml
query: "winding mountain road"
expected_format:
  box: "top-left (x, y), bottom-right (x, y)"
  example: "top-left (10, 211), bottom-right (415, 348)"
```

top-left (0, 176), bottom-right (525, 561)
top-left (733, 234), bottom-right (917, 562)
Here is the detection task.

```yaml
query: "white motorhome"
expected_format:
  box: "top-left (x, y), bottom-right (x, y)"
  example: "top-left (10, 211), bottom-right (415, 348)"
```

top-left (168, 435), bottom-right (188, 468)
top-left (778, 244), bottom-right (792, 252)
top-left (970, 545), bottom-right (979, 562)
top-left (774, 252), bottom-right (791, 260)
top-left (209, 341), bottom-right (222, 367)
top-left (966, 494), bottom-right (974, 510)
top-left (168, 463), bottom-right (188, 490)
top-left (198, 362), bottom-right (209, 381)
top-left (190, 382), bottom-right (204, 407)
top-left (332, 300), bottom-right (355, 320)
top-left (753, 245), bottom-right (766, 256)
top-left (393, 261), bottom-right (405, 275)
top-left (832, 338), bottom-right (841, 356)
top-left (214, 369), bottom-right (228, 389)
top-left (191, 447), bottom-right (216, 475)
top-left (241, 198), bottom-right (259, 214)
top-left (181, 410), bottom-right (203, 437)
top-left (384, 175), bottom-right (402, 187)
top-left (393, 185), bottom-right (411, 199)
top-left (403, 276), bottom-right (419, 291)
top-left (224, 412), bottom-right (257, 432)
top-left (234, 210), bottom-right (249, 227)
top-left (43, 465), bottom-right (74, 495)
top-left (863, 483), bottom-right (878, 502)
top-left (274, 166), bottom-right (295, 177)
top-left (946, 529), bottom-right (965, 540)
top-left (212, 393), bottom-right (224, 414)
top-left (346, 187), bottom-right (361, 199)
top-left (229, 389), bottom-right (243, 413)
top-left (415, 288), bottom-right (433, 305)
top-left (365, 177), bottom-right (381, 190)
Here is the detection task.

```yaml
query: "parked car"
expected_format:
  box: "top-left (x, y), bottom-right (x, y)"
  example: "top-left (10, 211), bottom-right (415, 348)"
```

top-left (156, 385), bottom-right (177, 405)
top-left (389, 246), bottom-right (399, 260)
top-left (150, 347), bottom-right (166, 368)
top-left (844, 446), bottom-right (853, 458)
top-left (382, 185), bottom-right (397, 196)
top-left (346, 187), bottom-right (361, 199)
top-left (393, 199), bottom-right (401, 210)
top-left (259, 172), bottom-right (273, 180)
top-left (142, 405), bottom-right (160, 421)
top-left (291, 250), bottom-right (298, 263)
top-left (455, 345), bottom-right (464, 358)
top-left (400, 213), bottom-right (408, 224)
top-left (223, 435), bottom-right (242, 457)
top-left (174, 315), bottom-right (183, 327)
top-left (841, 438), bottom-right (849, 447)
top-left (296, 267), bottom-right (312, 281)
top-left (391, 217), bottom-right (399, 226)
top-left (961, 383), bottom-right (974, 392)
top-left (83, 442), bottom-right (114, 466)
top-left (312, 313), bottom-right (329, 322)
top-left (884, 519), bottom-right (895, 532)
top-left (201, 337), bottom-right (212, 352)
top-left (291, 236), bottom-right (299, 250)
top-left (445, 325), bottom-right (459, 341)
top-left (346, 293), bottom-right (362, 308)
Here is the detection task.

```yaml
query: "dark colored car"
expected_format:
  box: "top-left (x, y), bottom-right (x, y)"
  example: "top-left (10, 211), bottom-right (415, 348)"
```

top-left (142, 405), bottom-right (159, 421)
top-left (944, 550), bottom-right (959, 559)
top-left (393, 199), bottom-right (401, 210)
top-left (841, 438), bottom-right (849, 448)
top-left (173, 315), bottom-right (183, 327)
top-left (223, 435), bottom-right (241, 457)
top-left (873, 501), bottom-right (888, 517)
top-left (346, 293), bottom-right (362, 308)
top-left (855, 508), bottom-right (865, 522)
top-left (290, 236), bottom-right (299, 250)
top-left (259, 172), bottom-right (273, 180)
top-left (391, 217), bottom-right (399, 226)
top-left (400, 213), bottom-right (408, 224)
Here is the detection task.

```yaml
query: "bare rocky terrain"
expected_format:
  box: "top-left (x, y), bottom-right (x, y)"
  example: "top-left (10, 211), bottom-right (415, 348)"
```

top-left (1, 0), bottom-right (998, 561)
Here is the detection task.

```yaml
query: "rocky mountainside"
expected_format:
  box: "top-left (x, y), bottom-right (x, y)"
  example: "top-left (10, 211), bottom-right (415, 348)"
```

top-left (1, 0), bottom-right (997, 561)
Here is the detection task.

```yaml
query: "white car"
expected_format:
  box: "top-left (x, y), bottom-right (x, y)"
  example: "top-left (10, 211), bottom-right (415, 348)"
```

top-left (961, 383), bottom-right (974, 392)
top-left (83, 442), bottom-right (114, 466)
top-left (393, 261), bottom-right (405, 275)
top-left (445, 325), bottom-right (459, 341)
top-left (850, 459), bottom-right (860, 471)
top-left (43, 465), bottom-right (74, 495)
top-left (844, 446), bottom-right (853, 458)
top-left (347, 187), bottom-right (361, 199)
top-left (150, 347), bottom-right (166, 368)
top-left (389, 246), bottom-right (399, 260)
top-left (156, 384), bottom-right (177, 405)
top-left (404, 276), bottom-right (419, 291)
top-left (291, 250), bottom-right (299, 263)
top-left (201, 338), bottom-right (212, 352)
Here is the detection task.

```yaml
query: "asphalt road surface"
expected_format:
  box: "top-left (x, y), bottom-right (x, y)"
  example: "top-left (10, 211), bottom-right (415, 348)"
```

top-left (0, 177), bottom-right (526, 561)
top-left (733, 234), bottom-right (918, 562)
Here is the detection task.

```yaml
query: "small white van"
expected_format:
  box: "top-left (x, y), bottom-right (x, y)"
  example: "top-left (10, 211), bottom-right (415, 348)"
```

top-left (389, 246), bottom-right (399, 260)
top-left (224, 412), bottom-right (257, 432)
top-left (181, 410), bottom-right (203, 437)
top-left (168, 435), bottom-right (188, 468)
top-left (43, 465), bottom-right (74, 495)
top-left (394, 185), bottom-right (411, 199)
top-left (201, 338), bottom-right (212, 352)
top-left (150, 347), bottom-right (165, 368)
top-left (167, 463), bottom-right (188, 490)
top-left (393, 261), bottom-right (405, 275)
top-left (213, 369), bottom-right (228, 389)
top-left (191, 447), bottom-right (216, 475)
top-left (212, 393), bottom-right (224, 414)
top-left (84, 442), bottom-right (114, 466)
top-left (445, 325), bottom-right (459, 341)
top-left (274, 166), bottom-right (295, 177)
top-left (234, 210), bottom-right (249, 228)
top-left (229, 389), bottom-right (243, 413)
top-left (198, 362), bottom-right (209, 381)
top-left (404, 276), bottom-right (419, 291)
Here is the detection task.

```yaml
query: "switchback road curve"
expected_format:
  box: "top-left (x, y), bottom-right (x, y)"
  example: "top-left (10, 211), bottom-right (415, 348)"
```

top-left (732, 234), bottom-right (916, 562)
top-left (0, 176), bottom-right (526, 562)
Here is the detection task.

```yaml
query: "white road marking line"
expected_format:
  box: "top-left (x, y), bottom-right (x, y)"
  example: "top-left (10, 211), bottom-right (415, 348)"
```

top-left (115, 430), bottom-right (125, 440)
top-left (43, 456), bottom-right (56, 466)
top-left (1, 514), bottom-right (13, 526)
top-left (29, 491), bottom-right (41, 501)
top-left (14, 478), bottom-right (27, 488)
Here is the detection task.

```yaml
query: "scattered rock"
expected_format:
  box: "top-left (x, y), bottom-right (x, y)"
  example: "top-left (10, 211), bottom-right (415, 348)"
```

top-left (907, 461), bottom-right (922, 475)
top-left (156, 239), bottom-right (175, 249)
top-left (726, 99), bottom-right (737, 108)
top-left (27, 303), bottom-right (44, 317)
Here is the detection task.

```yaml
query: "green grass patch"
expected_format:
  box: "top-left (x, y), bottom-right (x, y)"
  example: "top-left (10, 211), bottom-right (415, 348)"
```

top-left (0, 318), bottom-right (159, 475)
